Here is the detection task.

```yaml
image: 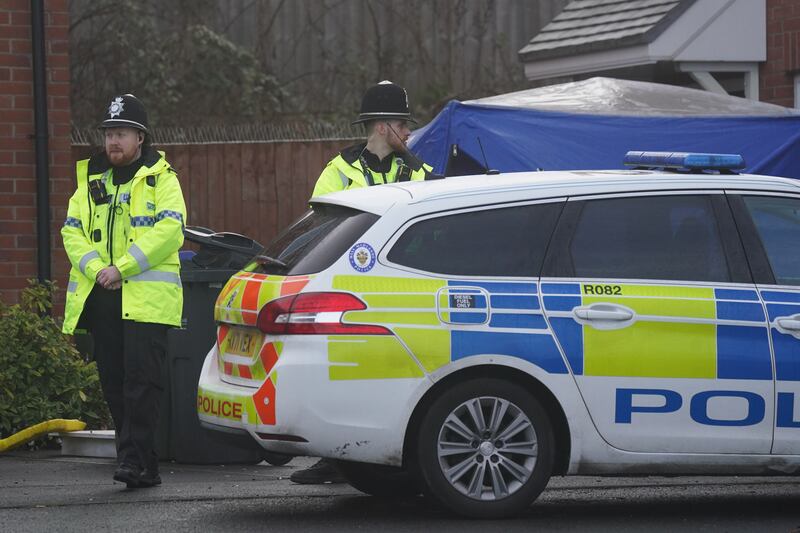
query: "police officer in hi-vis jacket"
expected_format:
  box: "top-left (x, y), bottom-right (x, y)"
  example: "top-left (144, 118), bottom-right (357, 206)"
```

top-left (295, 82), bottom-right (438, 485)
top-left (62, 94), bottom-right (186, 488)
top-left (311, 80), bottom-right (438, 198)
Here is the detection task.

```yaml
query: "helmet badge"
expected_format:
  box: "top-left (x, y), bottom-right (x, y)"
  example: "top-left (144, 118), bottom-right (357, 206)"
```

top-left (108, 96), bottom-right (124, 118)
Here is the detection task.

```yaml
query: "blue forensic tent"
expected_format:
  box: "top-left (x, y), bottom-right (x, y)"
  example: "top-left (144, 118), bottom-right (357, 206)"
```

top-left (409, 78), bottom-right (800, 179)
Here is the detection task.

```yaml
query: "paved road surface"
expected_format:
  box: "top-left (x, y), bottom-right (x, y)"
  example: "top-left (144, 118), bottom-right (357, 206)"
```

top-left (1, 450), bottom-right (799, 532)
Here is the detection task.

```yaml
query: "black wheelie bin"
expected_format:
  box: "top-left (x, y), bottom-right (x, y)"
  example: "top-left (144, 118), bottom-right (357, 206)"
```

top-left (164, 226), bottom-right (268, 464)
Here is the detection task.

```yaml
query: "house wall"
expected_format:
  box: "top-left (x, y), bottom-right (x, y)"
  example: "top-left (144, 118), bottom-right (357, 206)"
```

top-left (0, 0), bottom-right (72, 307)
top-left (760, 0), bottom-right (800, 107)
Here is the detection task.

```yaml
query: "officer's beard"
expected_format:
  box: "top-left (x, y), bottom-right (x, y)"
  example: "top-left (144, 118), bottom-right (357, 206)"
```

top-left (107, 145), bottom-right (143, 167)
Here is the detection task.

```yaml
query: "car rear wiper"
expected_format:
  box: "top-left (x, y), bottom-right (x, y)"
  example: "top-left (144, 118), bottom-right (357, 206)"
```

top-left (255, 254), bottom-right (289, 270)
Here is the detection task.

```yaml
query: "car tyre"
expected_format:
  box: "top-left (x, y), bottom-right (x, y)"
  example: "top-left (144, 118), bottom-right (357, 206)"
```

top-left (334, 460), bottom-right (422, 498)
top-left (415, 378), bottom-right (554, 518)
top-left (262, 451), bottom-right (294, 466)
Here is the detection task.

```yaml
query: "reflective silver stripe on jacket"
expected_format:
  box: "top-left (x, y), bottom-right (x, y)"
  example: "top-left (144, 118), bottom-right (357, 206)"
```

top-left (127, 270), bottom-right (182, 286)
top-left (338, 170), bottom-right (350, 189)
top-left (67, 281), bottom-right (78, 293)
top-left (128, 243), bottom-right (150, 272)
top-left (79, 250), bottom-right (100, 275)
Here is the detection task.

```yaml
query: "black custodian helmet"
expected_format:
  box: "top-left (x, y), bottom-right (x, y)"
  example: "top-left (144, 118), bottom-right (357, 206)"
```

top-left (352, 80), bottom-right (417, 125)
top-left (99, 93), bottom-right (149, 133)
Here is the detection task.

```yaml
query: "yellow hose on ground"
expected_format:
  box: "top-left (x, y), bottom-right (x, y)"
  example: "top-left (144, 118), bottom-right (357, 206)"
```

top-left (0, 419), bottom-right (86, 452)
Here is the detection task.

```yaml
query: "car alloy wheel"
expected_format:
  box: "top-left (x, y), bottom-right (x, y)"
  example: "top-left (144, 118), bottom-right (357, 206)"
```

top-left (416, 378), bottom-right (554, 518)
top-left (437, 396), bottom-right (538, 500)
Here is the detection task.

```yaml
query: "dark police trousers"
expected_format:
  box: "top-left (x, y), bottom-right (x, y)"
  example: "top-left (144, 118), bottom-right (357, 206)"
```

top-left (85, 286), bottom-right (168, 472)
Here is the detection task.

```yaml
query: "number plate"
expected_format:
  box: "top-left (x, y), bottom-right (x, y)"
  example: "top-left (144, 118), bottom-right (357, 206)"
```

top-left (224, 328), bottom-right (262, 357)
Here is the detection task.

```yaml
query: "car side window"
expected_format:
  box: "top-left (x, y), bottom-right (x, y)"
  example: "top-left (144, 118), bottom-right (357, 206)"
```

top-left (387, 202), bottom-right (563, 277)
top-left (743, 195), bottom-right (800, 286)
top-left (568, 195), bottom-right (731, 282)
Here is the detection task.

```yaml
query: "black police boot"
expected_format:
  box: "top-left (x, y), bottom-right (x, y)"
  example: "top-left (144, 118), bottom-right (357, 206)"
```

top-left (289, 458), bottom-right (345, 484)
top-left (113, 463), bottom-right (141, 488)
top-left (137, 469), bottom-right (162, 488)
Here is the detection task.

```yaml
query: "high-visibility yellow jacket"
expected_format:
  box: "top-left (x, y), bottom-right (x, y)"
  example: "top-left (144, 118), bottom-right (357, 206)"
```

top-left (61, 149), bottom-right (187, 334)
top-left (311, 143), bottom-right (433, 197)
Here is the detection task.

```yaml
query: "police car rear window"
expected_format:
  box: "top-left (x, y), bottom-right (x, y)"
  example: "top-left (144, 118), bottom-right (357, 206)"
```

top-left (387, 202), bottom-right (562, 277)
top-left (248, 204), bottom-right (379, 275)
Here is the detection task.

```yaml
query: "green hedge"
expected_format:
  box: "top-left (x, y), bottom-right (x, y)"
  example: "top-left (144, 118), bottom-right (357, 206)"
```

top-left (0, 281), bottom-right (111, 442)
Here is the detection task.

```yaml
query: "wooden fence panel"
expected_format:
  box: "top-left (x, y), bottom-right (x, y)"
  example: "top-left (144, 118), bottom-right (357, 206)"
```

top-left (206, 144), bottom-right (227, 233)
top-left (291, 142), bottom-right (310, 222)
top-left (274, 143), bottom-right (295, 233)
top-left (306, 141), bottom-right (323, 197)
top-left (71, 139), bottom-right (353, 249)
top-left (227, 145), bottom-right (244, 234)
top-left (187, 144), bottom-right (208, 228)
top-left (256, 143), bottom-right (278, 245)
top-left (239, 143), bottom-right (260, 242)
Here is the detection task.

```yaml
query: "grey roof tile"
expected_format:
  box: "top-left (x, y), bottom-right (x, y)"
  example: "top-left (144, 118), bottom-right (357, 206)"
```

top-left (534, 14), bottom-right (666, 43)
top-left (562, 0), bottom-right (676, 14)
top-left (546, 4), bottom-right (676, 30)
top-left (519, 0), bottom-right (695, 61)
top-left (525, 27), bottom-right (656, 52)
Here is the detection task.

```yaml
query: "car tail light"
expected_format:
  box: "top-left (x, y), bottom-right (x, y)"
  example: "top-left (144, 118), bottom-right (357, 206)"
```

top-left (256, 292), bottom-right (391, 335)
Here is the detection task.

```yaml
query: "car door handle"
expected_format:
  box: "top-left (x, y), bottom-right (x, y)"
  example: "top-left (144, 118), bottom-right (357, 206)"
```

top-left (776, 315), bottom-right (800, 331)
top-left (573, 304), bottom-right (634, 322)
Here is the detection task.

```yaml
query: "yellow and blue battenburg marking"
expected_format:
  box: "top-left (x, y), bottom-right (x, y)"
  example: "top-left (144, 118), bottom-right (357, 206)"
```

top-left (447, 281), bottom-right (566, 374)
top-left (330, 276), bottom-right (567, 380)
top-left (331, 275), bottom-right (446, 379)
top-left (543, 283), bottom-right (772, 380)
top-left (761, 290), bottom-right (800, 381)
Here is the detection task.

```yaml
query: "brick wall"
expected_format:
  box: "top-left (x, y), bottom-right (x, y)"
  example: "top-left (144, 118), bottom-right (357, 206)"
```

top-left (761, 0), bottom-right (800, 107)
top-left (0, 0), bottom-right (72, 308)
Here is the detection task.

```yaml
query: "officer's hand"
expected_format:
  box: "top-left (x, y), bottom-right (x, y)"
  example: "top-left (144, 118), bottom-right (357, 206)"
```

top-left (108, 281), bottom-right (122, 290)
top-left (96, 266), bottom-right (122, 289)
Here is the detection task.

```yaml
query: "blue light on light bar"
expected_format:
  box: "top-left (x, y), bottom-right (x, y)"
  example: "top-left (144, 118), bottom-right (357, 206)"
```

top-left (624, 151), bottom-right (746, 171)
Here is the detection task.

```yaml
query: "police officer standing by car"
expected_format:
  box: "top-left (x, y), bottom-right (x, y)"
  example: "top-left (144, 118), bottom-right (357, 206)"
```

top-left (311, 80), bottom-right (439, 198)
top-left (294, 81), bottom-right (437, 485)
top-left (61, 94), bottom-right (187, 489)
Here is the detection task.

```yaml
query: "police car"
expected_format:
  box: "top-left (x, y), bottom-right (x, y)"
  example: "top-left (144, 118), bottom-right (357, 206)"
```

top-left (197, 152), bottom-right (800, 518)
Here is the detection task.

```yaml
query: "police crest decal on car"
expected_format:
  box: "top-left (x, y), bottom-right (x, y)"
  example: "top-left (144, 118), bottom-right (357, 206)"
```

top-left (348, 242), bottom-right (376, 272)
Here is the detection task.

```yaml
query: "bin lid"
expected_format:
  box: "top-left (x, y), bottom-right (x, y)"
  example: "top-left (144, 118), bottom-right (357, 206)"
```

top-left (183, 226), bottom-right (264, 270)
top-left (184, 227), bottom-right (263, 254)
top-left (180, 267), bottom-right (238, 283)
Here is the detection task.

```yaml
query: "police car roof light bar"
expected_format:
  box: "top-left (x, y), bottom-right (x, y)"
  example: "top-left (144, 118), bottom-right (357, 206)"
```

top-left (624, 151), bottom-right (745, 171)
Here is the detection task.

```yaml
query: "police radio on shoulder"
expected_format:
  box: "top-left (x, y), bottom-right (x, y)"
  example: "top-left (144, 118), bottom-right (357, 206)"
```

top-left (624, 151), bottom-right (746, 172)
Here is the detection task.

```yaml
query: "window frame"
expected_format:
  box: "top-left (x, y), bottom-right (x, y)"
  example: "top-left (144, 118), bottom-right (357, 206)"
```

top-left (541, 190), bottom-right (751, 284)
top-left (380, 197), bottom-right (567, 279)
top-left (728, 191), bottom-right (800, 286)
